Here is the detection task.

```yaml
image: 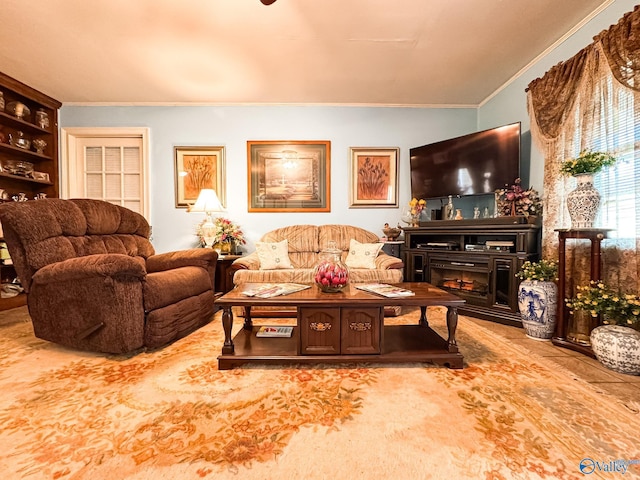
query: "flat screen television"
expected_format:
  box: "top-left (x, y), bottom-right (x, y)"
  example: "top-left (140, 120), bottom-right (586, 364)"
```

top-left (410, 122), bottom-right (521, 199)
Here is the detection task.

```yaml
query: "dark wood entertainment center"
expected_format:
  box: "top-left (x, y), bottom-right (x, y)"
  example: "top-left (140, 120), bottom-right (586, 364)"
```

top-left (401, 218), bottom-right (541, 326)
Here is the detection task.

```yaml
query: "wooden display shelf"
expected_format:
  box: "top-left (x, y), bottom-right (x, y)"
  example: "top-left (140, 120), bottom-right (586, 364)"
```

top-left (0, 70), bottom-right (60, 203)
top-left (0, 142), bottom-right (53, 161)
top-left (0, 171), bottom-right (53, 185)
top-left (0, 111), bottom-right (51, 135)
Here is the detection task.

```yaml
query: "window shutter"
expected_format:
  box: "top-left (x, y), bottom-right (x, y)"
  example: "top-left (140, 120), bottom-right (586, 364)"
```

top-left (77, 139), bottom-right (144, 215)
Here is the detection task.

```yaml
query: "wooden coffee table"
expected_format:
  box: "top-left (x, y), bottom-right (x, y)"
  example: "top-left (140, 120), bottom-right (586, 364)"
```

top-left (216, 282), bottom-right (465, 370)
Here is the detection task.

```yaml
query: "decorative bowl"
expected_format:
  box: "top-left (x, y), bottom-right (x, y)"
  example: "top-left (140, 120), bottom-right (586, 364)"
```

top-left (1, 159), bottom-right (34, 177)
top-left (9, 131), bottom-right (30, 150)
top-left (33, 171), bottom-right (50, 182)
top-left (314, 241), bottom-right (350, 293)
top-left (6, 101), bottom-right (30, 120)
top-left (382, 227), bottom-right (402, 241)
top-left (314, 260), bottom-right (349, 292)
top-left (32, 138), bottom-right (47, 154)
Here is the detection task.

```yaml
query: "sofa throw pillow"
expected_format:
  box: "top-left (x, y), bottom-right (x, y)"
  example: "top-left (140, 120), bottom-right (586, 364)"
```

top-left (345, 239), bottom-right (383, 269)
top-left (256, 239), bottom-right (294, 270)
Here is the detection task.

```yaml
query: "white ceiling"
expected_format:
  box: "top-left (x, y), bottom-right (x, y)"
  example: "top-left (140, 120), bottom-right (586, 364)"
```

top-left (0, 0), bottom-right (610, 106)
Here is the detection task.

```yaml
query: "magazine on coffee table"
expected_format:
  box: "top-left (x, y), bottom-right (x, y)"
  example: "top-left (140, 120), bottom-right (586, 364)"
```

top-left (256, 326), bottom-right (294, 338)
top-left (241, 283), bottom-right (311, 298)
top-left (355, 283), bottom-right (415, 298)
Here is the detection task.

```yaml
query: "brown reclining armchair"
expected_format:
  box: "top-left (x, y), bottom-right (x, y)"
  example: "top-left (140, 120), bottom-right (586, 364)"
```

top-left (0, 198), bottom-right (218, 354)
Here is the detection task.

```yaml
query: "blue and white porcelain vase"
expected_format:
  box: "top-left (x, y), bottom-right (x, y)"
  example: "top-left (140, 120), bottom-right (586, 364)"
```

top-left (517, 280), bottom-right (558, 340)
top-left (566, 173), bottom-right (600, 229)
top-left (590, 325), bottom-right (640, 376)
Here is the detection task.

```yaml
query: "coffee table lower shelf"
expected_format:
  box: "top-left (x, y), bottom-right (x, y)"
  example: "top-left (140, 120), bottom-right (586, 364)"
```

top-left (217, 324), bottom-right (463, 370)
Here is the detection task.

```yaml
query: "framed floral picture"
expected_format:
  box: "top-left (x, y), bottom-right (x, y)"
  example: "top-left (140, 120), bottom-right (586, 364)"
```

top-left (349, 147), bottom-right (399, 208)
top-left (247, 140), bottom-right (331, 212)
top-left (174, 146), bottom-right (226, 208)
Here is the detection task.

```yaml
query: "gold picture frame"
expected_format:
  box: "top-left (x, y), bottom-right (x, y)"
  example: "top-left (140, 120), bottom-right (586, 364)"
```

top-left (174, 146), bottom-right (226, 208)
top-left (247, 140), bottom-right (331, 212)
top-left (349, 147), bottom-right (399, 208)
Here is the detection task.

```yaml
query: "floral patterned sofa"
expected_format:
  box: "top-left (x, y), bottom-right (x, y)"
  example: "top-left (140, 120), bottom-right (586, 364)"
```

top-left (229, 225), bottom-right (404, 316)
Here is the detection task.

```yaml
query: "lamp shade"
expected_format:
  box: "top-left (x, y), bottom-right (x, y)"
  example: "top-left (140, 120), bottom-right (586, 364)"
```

top-left (189, 189), bottom-right (224, 213)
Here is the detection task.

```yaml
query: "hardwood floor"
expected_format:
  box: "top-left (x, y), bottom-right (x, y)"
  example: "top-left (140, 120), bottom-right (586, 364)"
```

top-left (470, 317), bottom-right (640, 406)
top-left (0, 293), bottom-right (27, 311)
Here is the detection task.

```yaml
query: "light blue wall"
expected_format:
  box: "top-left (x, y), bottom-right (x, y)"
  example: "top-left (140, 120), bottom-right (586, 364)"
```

top-left (60, 105), bottom-right (476, 252)
top-left (62, 2), bottom-right (636, 254)
top-left (479, 0), bottom-right (638, 193)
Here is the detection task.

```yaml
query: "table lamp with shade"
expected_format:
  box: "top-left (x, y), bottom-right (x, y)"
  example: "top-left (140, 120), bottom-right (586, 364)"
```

top-left (188, 189), bottom-right (225, 248)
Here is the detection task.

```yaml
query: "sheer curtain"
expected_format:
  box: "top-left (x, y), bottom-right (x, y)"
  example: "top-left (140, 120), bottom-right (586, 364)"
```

top-left (527, 6), bottom-right (640, 299)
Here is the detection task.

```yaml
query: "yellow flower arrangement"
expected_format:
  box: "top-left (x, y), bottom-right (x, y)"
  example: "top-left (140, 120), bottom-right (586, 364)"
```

top-left (515, 259), bottom-right (558, 282)
top-left (409, 198), bottom-right (426, 216)
top-left (565, 280), bottom-right (640, 327)
top-left (560, 150), bottom-right (617, 176)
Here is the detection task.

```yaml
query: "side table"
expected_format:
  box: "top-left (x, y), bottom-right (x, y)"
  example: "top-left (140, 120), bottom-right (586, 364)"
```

top-left (380, 240), bottom-right (404, 259)
top-left (215, 254), bottom-right (242, 294)
top-left (552, 228), bottom-right (612, 357)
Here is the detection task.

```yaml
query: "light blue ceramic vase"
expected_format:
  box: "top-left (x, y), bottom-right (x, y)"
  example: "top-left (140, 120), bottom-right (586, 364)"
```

top-left (517, 280), bottom-right (558, 340)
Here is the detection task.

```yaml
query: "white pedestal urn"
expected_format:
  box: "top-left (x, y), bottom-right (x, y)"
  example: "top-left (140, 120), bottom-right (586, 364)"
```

top-left (566, 173), bottom-right (600, 229)
top-left (590, 325), bottom-right (640, 375)
top-left (517, 280), bottom-right (558, 340)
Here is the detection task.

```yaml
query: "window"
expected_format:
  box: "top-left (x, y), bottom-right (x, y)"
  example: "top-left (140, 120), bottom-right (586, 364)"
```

top-left (569, 76), bottom-right (639, 244)
top-left (61, 128), bottom-right (150, 219)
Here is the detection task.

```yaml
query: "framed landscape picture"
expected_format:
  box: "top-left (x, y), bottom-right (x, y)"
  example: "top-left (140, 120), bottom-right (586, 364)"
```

top-left (349, 147), bottom-right (399, 208)
top-left (247, 140), bottom-right (331, 212)
top-left (174, 146), bottom-right (226, 208)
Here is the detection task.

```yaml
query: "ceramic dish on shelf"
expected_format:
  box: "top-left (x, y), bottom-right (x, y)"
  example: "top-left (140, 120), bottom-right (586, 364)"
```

top-left (32, 138), bottom-right (46, 154)
top-left (8, 131), bottom-right (30, 150)
top-left (32, 171), bottom-right (50, 182)
top-left (5, 101), bottom-right (31, 120)
top-left (1, 159), bottom-right (34, 177)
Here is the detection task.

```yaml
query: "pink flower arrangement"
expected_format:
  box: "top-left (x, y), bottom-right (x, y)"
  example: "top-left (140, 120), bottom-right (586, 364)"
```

top-left (197, 217), bottom-right (246, 245)
top-left (495, 178), bottom-right (542, 217)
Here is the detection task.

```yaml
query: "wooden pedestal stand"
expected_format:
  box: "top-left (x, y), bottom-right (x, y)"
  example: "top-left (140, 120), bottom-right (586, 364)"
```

top-left (552, 228), bottom-right (612, 357)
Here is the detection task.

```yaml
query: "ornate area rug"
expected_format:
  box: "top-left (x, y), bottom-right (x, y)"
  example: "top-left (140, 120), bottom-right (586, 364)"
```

top-left (0, 306), bottom-right (639, 480)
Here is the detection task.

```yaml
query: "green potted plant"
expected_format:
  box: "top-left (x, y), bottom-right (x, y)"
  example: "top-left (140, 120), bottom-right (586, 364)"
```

top-left (559, 150), bottom-right (617, 176)
top-left (516, 260), bottom-right (558, 340)
top-left (566, 281), bottom-right (640, 375)
top-left (559, 150), bottom-right (618, 229)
